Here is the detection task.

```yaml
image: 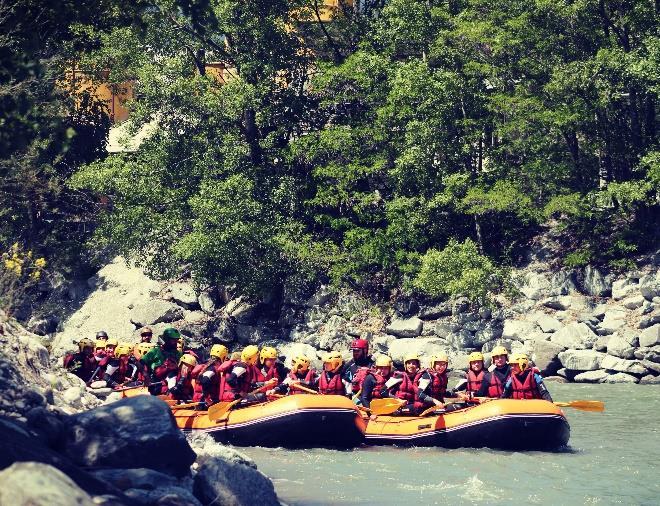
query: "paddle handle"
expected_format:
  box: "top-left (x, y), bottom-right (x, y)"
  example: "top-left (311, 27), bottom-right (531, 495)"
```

top-left (289, 382), bottom-right (318, 395)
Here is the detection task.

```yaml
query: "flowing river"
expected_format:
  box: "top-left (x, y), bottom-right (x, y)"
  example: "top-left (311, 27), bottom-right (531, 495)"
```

top-left (237, 384), bottom-right (659, 505)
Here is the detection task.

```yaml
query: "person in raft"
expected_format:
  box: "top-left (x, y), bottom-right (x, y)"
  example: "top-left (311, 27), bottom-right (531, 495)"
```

top-left (501, 353), bottom-right (553, 401)
top-left (269, 354), bottom-right (318, 396)
top-left (343, 338), bottom-right (374, 398)
top-left (220, 345), bottom-right (277, 404)
top-left (359, 355), bottom-right (404, 408)
top-left (258, 346), bottom-right (289, 383)
top-left (193, 344), bottom-right (230, 405)
top-left (140, 327), bottom-right (182, 395)
top-left (318, 351), bottom-right (349, 395)
top-left (415, 354), bottom-right (449, 410)
top-left (167, 353), bottom-right (198, 401)
top-left (387, 353), bottom-right (423, 414)
top-left (63, 338), bottom-right (97, 382)
top-left (102, 342), bottom-right (140, 388)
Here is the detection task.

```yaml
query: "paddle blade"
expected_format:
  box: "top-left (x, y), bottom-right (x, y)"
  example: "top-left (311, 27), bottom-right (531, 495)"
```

top-left (370, 398), bottom-right (406, 415)
top-left (555, 400), bottom-right (605, 412)
top-left (208, 400), bottom-right (239, 421)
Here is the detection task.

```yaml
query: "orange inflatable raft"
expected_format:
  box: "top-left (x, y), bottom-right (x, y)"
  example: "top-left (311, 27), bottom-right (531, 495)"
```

top-left (365, 399), bottom-right (570, 450)
top-left (170, 395), bottom-right (366, 448)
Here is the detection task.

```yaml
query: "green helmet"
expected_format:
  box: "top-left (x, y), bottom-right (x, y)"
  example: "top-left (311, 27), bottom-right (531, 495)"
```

top-left (162, 327), bottom-right (180, 341)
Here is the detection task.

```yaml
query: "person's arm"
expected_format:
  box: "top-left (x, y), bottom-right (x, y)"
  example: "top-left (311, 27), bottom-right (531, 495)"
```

top-left (501, 378), bottom-right (513, 398)
top-left (360, 375), bottom-right (376, 408)
top-left (416, 374), bottom-right (439, 405)
top-left (535, 374), bottom-right (553, 401)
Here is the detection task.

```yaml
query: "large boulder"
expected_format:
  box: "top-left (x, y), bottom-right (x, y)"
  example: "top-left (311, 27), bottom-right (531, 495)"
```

top-left (473, 322), bottom-right (504, 345)
top-left (130, 300), bottom-right (184, 327)
top-left (601, 372), bottom-right (639, 384)
top-left (639, 375), bottom-right (660, 385)
top-left (536, 314), bottom-right (563, 333)
top-left (573, 370), bottom-right (610, 383)
top-left (62, 396), bottom-right (196, 477)
top-left (386, 317), bottom-right (423, 338)
top-left (639, 312), bottom-right (660, 330)
top-left (606, 333), bottom-right (639, 358)
top-left (611, 278), bottom-right (639, 300)
top-left (198, 292), bottom-right (217, 315)
top-left (557, 349), bottom-right (606, 371)
top-left (600, 356), bottom-right (648, 375)
top-left (529, 340), bottom-right (565, 375)
top-left (639, 324), bottom-right (660, 347)
top-left (0, 462), bottom-right (96, 506)
top-left (418, 303), bottom-right (452, 320)
top-left (550, 322), bottom-right (598, 350)
top-left (167, 282), bottom-right (199, 309)
top-left (501, 319), bottom-right (537, 341)
top-left (193, 456), bottom-right (279, 506)
top-left (621, 295), bottom-right (645, 310)
top-left (579, 266), bottom-right (611, 297)
top-left (387, 338), bottom-right (448, 363)
top-left (639, 272), bottom-right (660, 300)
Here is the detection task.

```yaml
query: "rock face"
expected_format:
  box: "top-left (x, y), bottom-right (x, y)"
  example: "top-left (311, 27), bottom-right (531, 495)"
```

top-left (130, 299), bottom-right (184, 327)
top-left (551, 322), bottom-right (598, 350)
top-left (193, 456), bottom-right (279, 506)
top-left (0, 462), bottom-right (96, 506)
top-left (580, 266), bottom-right (611, 297)
top-left (386, 317), bottom-right (423, 338)
top-left (529, 340), bottom-right (565, 375)
top-left (558, 350), bottom-right (606, 371)
top-left (600, 356), bottom-right (648, 375)
top-left (387, 338), bottom-right (448, 363)
top-left (167, 282), bottom-right (199, 309)
top-left (639, 324), bottom-right (660, 347)
top-left (502, 320), bottom-right (537, 341)
top-left (63, 396), bottom-right (196, 476)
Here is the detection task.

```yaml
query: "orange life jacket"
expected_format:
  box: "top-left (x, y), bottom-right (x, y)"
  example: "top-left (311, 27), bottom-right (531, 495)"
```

top-left (318, 370), bottom-right (345, 395)
top-left (487, 367), bottom-right (510, 398)
top-left (510, 368), bottom-right (541, 399)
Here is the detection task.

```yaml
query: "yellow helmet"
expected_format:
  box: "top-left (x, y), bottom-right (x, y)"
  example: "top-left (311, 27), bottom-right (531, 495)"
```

top-left (260, 346), bottom-right (278, 362)
top-left (241, 345), bottom-right (260, 365)
top-left (322, 351), bottom-right (343, 372)
top-left (491, 345), bottom-right (509, 358)
top-left (105, 338), bottom-right (119, 348)
top-left (230, 351), bottom-right (242, 361)
top-left (510, 352), bottom-right (529, 373)
top-left (375, 355), bottom-right (393, 368)
top-left (429, 353), bottom-right (448, 368)
top-left (210, 344), bottom-right (229, 360)
top-left (137, 342), bottom-right (156, 355)
top-left (403, 353), bottom-right (420, 365)
top-left (292, 355), bottom-right (311, 372)
top-left (78, 338), bottom-right (95, 352)
top-left (115, 343), bottom-right (132, 357)
top-left (468, 351), bottom-right (484, 363)
top-left (179, 353), bottom-right (198, 367)
top-left (95, 340), bottom-right (106, 350)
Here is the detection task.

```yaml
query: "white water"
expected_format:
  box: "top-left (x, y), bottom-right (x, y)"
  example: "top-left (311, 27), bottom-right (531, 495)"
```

top-left (237, 384), bottom-right (660, 505)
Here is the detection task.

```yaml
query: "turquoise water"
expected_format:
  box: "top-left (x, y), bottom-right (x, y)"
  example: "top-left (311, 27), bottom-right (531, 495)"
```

top-left (238, 384), bottom-right (660, 505)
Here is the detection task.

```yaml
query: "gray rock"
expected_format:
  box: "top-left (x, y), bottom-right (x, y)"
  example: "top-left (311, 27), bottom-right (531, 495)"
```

top-left (639, 374), bottom-right (660, 385)
top-left (536, 314), bottom-right (563, 333)
top-left (0, 462), bottom-right (95, 506)
top-left (541, 296), bottom-right (570, 311)
top-left (621, 295), bottom-right (645, 310)
top-left (434, 322), bottom-right (459, 338)
top-left (638, 312), bottom-right (660, 329)
top-left (600, 355), bottom-right (648, 375)
top-left (473, 322), bottom-right (503, 345)
top-left (580, 266), bottom-right (611, 297)
top-left (591, 304), bottom-right (609, 320)
top-left (387, 338), bottom-right (448, 363)
top-left (371, 333), bottom-right (397, 355)
top-left (130, 300), bottom-right (184, 327)
top-left (593, 334), bottom-right (611, 352)
top-left (386, 317), bottom-right (423, 338)
top-left (481, 340), bottom-right (517, 354)
top-left (606, 333), bottom-right (638, 358)
top-left (193, 456), bottom-right (279, 506)
top-left (63, 396), bottom-right (196, 477)
top-left (601, 372), bottom-right (639, 384)
top-left (598, 318), bottom-right (626, 335)
top-left (418, 303), bottom-right (452, 320)
top-left (543, 376), bottom-right (568, 383)
top-left (305, 285), bottom-right (332, 307)
top-left (198, 292), bottom-right (217, 315)
top-left (225, 298), bottom-right (261, 324)
top-left (452, 297), bottom-right (471, 314)
top-left (639, 324), bottom-right (660, 347)
top-left (550, 322), bottom-right (598, 350)
top-left (612, 278), bottom-right (639, 300)
top-left (641, 360), bottom-right (660, 374)
top-left (573, 370), bottom-right (610, 383)
top-left (557, 349), bottom-right (606, 371)
top-left (125, 487), bottom-right (201, 506)
top-left (529, 340), bottom-right (565, 375)
top-left (92, 467), bottom-right (179, 490)
top-left (235, 324), bottom-right (270, 344)
top-left (446, 329), bottom-right (475, 349)
top-left (501, 319), bottom-right (537, 341)
top-left (639, 272), bottom-right (660, 300)
top-left (167, 282), bottom-right (199, 309)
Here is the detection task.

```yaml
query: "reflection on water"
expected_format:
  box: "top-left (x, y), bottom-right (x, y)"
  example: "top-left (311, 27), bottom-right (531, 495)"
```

top-left (237, 384), bottom-right (660, 505)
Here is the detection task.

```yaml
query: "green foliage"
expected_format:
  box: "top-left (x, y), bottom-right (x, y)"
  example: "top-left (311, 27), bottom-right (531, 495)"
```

top-left (413, 239), bottom-right (502, 304)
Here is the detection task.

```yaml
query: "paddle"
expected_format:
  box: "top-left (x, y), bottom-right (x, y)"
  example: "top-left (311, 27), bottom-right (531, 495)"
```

top-left (289, 383), bottom-right (318, 395)
top-left (170, 401), bottom-right (204, 410)
top-left (419, 397), bottom-right (472, 417)
top-left (553, 400), bottom-right (605, 412)
top-left (369, 398), bottom-right (406, 415)
top-left (207, 381), bottom-right (275, 421)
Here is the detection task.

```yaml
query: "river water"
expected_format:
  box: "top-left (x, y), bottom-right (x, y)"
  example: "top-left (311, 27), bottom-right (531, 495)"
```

top-left (238, 384), bottom-right (659, 505)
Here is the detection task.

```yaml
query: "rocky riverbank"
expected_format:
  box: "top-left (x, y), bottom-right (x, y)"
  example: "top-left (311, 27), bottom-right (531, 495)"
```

top-left (34, 250), bottom-right (660, 387)
top-left (0, 311), bottom-right (280, 506)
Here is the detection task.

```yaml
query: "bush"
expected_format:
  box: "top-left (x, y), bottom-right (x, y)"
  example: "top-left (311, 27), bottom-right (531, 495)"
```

top-left (412, 239), bottom-right (501, 304)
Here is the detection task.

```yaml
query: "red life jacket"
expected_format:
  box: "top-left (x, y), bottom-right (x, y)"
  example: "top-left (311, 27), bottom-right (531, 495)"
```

top-left (510, 368), bottom-right (541, 399)
top-left (192, 360), bottom-right (215, 402)
top-left (169, 371), bottom-right (195, 401)
top-left (417, 369), bottom-right (447, 401)
top-left (466, 369), bottom-right (485, 395)
top-left (318, 370), bottom-right (345, 395)
top-left (351, 366), bottom-right (370, 394)
top-left (287, 369), bottom-right (316, 395)
top-left (154, 357), bottom-right (179, 380)
top-left (220, 361), bottom-right (260, 401)
top-left (63, 352), bottom-right (97, 381)
top-left (487, 367), bottom-right (510, 398)
top-left (393, 371), bottom-right (417, 402)
top-left (369, 371), bottom-right (390, 399)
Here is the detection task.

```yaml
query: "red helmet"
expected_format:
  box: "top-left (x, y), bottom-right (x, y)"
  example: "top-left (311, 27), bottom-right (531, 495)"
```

top-left (351, 339), bottom-right (369, 353)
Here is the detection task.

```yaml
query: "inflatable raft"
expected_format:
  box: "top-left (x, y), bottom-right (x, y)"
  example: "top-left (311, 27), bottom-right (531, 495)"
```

top-left (365, 399), bottom-right (570, 450)
top-left (170, 394), bottom-right (366, 448)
